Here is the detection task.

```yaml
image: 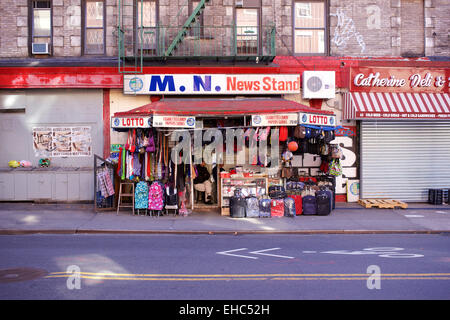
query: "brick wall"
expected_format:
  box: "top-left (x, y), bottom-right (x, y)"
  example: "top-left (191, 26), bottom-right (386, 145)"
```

top-left (0, 0), bottom-right (448, 59)
top-left (0, 0), bottom-right (28, 58)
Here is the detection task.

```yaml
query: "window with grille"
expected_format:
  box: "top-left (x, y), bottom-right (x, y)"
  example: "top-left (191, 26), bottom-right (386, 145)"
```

top-left (294, 1), bottom-right (326, 55)
top-left (236, 8), bottom-right (259, 55)
top-left (31, 0), bottom-right (52, 54)
top-left (84, 0), bottom-right (105, 55)
top-left (136, 0), bottom-right (157, 54)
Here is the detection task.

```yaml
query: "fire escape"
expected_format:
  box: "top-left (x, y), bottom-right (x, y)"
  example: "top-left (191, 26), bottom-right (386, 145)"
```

top-left (117, 0), bottom-right (276, 73)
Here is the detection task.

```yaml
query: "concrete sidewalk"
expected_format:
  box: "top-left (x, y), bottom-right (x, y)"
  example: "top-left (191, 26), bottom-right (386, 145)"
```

top-left (0, 202), bottom-right (450, 234)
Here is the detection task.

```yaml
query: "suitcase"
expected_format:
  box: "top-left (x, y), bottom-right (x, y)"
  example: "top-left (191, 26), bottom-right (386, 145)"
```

top-left (230, 189), bottom-right (246, 218)
top-left (289, 195), bottom-right (303, 216)
top-left (284, 197), bottom-right (296, 217)
top-left (245, 196), bottom-right (260, 218)
top-left (269, 185), bottom-right (287, 199)
top-left (271, 199), bottom-right (284, 217)
top-left (302, 195), bottom-right (317, 215)
top-left (319, 186), bottom-right (334, 212)
top-left (316, 190), bottom-right (331, 216)
top-left (259, 198), bottom-right (271, 218)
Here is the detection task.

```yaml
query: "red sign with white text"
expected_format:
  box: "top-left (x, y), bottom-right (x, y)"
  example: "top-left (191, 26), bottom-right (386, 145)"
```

top-left (350, 67), bottom-right (450, 93)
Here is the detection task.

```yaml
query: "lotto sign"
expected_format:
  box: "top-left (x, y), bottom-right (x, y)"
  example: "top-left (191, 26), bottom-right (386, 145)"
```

top-left (111, 117), bottom-right (152, 128)
top-left (152, 115), bottom-right (196, 128)
top-left (299, 112), bottom-right (336, 127)
top-left (124, 74), bottom-right (301, 95)
top-left (252, 113), bottom-right (298, 126)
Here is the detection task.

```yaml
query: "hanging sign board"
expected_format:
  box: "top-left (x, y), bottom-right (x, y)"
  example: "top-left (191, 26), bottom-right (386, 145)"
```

top-left (124, 74), bottom-right (301, 95)
top-left (251, 113), bottom-right (298, 126)
top-left (152, 115), bottom-right (196, 128)
top-left (111, 116), bottom-right (152, 128)
top-left (299, 112), bottom-right (336, 127)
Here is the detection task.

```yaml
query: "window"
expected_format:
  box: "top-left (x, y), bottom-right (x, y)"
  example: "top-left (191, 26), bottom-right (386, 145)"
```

top-left (84, 0), bottom-right (105, 55)
top-left (31, 0), bottom-right (52, 54)
top-left (136, 0), bottom-right (157, 54)
top-left (236, 8), bottom-right (259, 55)
top-left (294, 1), bottom-right (326, 55)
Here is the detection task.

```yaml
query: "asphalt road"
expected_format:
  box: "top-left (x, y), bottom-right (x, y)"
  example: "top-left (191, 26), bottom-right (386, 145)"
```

top-left (0, 233), bottom-right (449, 302)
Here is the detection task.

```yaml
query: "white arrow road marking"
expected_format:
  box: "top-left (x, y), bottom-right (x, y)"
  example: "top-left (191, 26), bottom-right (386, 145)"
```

top-left (249, 248), bottom-right (295, 259)
top-left (216, 248), bottom-right (258, 260)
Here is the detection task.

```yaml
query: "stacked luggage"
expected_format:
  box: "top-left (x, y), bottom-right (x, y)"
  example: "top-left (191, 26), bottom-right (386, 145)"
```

top-left (229, 177), bottom-right (335, 218)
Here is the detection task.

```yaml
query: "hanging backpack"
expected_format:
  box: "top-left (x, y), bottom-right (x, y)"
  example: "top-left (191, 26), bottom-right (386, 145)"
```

top-left (329, 159), bottom-right (343, 176)
top-left (279, 126), bottom-right (288, 142)
top-left (294, 126), bottom-right (306, 139)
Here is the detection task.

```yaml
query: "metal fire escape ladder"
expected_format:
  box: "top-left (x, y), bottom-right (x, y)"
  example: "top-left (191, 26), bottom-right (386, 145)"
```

top-left (164, 0), bottom-right (209, 57)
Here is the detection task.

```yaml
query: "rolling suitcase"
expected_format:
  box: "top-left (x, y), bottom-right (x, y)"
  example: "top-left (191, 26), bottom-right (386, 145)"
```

top-left (259, 198), bottom-right (271, 218)
top-left (245, 196), bottom-right (260, 218)
top-left (302, 195), bottom-right (316, 215)
top-left (316, 190), bottom-right (331, 216)
top-left (284, 197), bottom-right (296, 217)
top-left (289, 195), bottom-right (303, 216)
top-left (230, 189), bottom-right (246, 218)
top-left (271, 199), bottom-right (284, 217)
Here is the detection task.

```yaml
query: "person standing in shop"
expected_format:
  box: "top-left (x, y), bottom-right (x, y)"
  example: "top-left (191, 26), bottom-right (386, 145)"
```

top-left (194, 160), bottom-right (213, 204)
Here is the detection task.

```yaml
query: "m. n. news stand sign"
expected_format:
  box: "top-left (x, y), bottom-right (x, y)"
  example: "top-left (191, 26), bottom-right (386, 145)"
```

top-left (123, 74), bottom-right (301, 95)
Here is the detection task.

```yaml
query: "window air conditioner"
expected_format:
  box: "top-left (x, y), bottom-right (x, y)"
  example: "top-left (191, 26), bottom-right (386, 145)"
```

top-left (302, 71), bottom-right (335, 99)
top-left (32, 43), bottom-right (49, 54)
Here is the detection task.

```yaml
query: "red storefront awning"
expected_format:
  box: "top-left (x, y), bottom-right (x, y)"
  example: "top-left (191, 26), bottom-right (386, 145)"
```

top-left (113, 98), bottom-right (334, 117)
top-left (344, 92), bottom-right (450, 120)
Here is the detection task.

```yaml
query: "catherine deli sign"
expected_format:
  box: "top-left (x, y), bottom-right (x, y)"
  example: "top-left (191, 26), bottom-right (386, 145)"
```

top-left (351, 67), bottom-right (450, 93)
top-left (124, 74), bottom-right (301, 95)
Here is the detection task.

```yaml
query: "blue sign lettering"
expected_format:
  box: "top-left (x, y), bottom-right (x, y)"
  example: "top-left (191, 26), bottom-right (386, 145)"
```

top-left (149, 75), bottom-right (175, 92)
top-left (193, 75), bottom-right (212, 92)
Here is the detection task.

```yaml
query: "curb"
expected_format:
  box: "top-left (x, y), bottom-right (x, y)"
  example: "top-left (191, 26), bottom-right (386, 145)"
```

top-left (1, 229), bottom-right (449, 235)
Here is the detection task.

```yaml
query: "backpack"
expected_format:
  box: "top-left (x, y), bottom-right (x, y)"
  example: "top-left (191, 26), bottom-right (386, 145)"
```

top-left (134, 181), bottom-right (149, 209)
top-left (329, 159), bottom-right (343, 176)
top-left (148, 181), bottom-right (164, 210)
top-left (294, 126), bottom-right (306, 139)
top-left (279, 126), bottom-right (288, 142)
top-left (165, 185), bottom-right (178, 207)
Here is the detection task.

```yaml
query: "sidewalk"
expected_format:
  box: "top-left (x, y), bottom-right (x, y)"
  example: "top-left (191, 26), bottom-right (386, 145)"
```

top-left (0, 202), bottom-right (450, 235)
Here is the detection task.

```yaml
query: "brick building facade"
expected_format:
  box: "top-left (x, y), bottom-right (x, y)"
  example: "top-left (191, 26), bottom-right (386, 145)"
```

top-left (0, 0), bottom-right (448, 59)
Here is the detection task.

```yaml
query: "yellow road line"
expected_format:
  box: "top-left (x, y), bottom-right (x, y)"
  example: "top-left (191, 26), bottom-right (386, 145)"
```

top-left (45, 272), bottom-right (450, 281)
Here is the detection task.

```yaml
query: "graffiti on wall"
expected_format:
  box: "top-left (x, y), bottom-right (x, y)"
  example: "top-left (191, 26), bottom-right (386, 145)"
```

top-left (334, 126), bottom-right (358, 197)
top-left (330, 8), bottom-right (366, 53)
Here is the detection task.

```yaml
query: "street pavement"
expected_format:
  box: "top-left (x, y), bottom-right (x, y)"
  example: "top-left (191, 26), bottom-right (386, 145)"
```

top-left (0, 233), bottom-right (449, 300)
top-left (0, 202), bottom-right (450, 234)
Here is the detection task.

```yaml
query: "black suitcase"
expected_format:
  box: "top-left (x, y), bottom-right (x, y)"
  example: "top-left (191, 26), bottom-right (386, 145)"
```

top-left (284, 197), bottom-right (296, 217)
top-left (316, 190), bottom-right (331, 216)
top-left (230, 189), bottom-right (246, 218)
top-left (269, 185), bottom-right (287, 199)
top-left (259, 198), bottom-right (271, 218)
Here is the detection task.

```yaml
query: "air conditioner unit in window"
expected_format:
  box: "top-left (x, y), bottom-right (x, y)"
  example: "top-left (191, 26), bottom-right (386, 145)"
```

top-left (32, 43), bottom-right (49, 54)
top-left (302, 71), bottom-right (335, 99)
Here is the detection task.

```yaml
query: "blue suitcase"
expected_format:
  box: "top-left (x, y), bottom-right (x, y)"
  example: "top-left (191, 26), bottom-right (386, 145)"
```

top-left (246, 196), bottom-right (260, 218)
top-left (302, 195), bottom-right (316, 215)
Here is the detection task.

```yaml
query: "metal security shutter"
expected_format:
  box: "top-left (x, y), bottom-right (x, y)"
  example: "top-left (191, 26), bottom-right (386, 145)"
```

top-left (360, 120), bottom-right (450, 202)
